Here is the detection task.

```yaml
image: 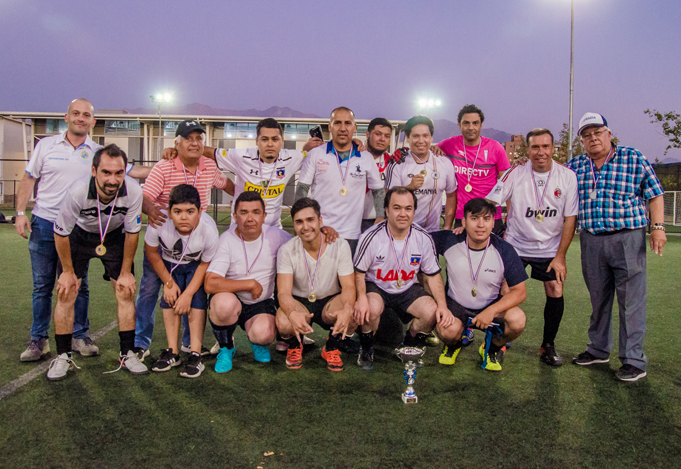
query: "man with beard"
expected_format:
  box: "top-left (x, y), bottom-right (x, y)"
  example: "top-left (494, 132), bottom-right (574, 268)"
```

top-left (361, 118), bottom-right (393, 233)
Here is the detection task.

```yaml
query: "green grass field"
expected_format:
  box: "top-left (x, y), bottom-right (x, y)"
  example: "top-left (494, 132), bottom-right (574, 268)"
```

top-left (0, 223), bottom-right (680, 468)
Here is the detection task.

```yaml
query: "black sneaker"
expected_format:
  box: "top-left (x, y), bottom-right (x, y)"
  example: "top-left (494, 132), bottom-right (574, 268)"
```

top-left (357, 346), bottom-right (374, 370)
top-left (615, 364), bottom-right (647, 382)
top-left (180, 352), bottom-right (204, 379)
top-left (151, 349), bottom-right (181, 372)
top-left (337, 336), bottom-right (360, 355)
top-left (133, 347), bottom-right (150, 362)
top-left (572, 350), bottom-right (609, 366)
top-left (540, 343), bottom-right (564, 367)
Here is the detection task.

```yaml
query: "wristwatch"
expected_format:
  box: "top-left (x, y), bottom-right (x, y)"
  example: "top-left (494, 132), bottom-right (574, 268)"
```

top-left (15, 211), bottom-right (25, 217)
top-left (652, 223), bottom-right (665, 231)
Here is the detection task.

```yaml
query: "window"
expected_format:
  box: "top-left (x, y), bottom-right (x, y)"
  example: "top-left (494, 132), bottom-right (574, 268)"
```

top-left (104, 120), bottom-right (141, 136)
top-left (45, 119), bottom-right (68, 135)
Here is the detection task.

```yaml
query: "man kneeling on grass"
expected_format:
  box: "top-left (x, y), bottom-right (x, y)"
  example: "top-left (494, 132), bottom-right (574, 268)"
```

top-left (204, 191), bottom-right (292, 373)
top-left (48, 144), bottom-right (146, 380)
top-left (144, 184), bottom-right (219, 378)
top-left (431, 198), bottom-right (528, 371)
top-left (276, 198), bottom-right (356, 371)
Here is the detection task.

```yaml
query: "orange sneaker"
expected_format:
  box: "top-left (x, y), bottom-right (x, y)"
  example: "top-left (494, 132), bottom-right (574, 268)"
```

top-left (321, 346), bottom-right (343, 372)
top-left (286, 346), bottom-right (303, 370)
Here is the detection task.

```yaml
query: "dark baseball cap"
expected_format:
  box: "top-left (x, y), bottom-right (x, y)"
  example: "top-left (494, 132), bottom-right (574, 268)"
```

top-left (175, 120), bottom-right (205, 138)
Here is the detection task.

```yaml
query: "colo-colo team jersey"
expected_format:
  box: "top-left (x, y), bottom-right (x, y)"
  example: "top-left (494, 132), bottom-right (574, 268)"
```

top-left (25, 132), bottom-right (133, 222)
top-left (384, 151), bottom-right (457, 232)
top-left (214, 148), bottom-right (304, 228)
top-left (354, 221), bottom-right (441, 295)
top-left (298, 142), bottom-right (383, 240)
top-left (206, 226), bottom-right (292, 305)
top-left (54, 176), bottom-right (143, 237)
top-left (362, 152), bottom-right (392, 219)
top-left (486, 162), bottom-right (578, 258)
top-left (277, 237), bottom-right (355, 299)
top-left (431, 231), bottom-right (528, 311)
top-left (144, 212), bottom-right (220, 265)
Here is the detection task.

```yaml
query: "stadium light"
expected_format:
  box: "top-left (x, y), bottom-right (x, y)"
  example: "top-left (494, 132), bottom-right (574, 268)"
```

top-left (568, 0), bottom-right (575, 160)
top-left (150, 92), bottom-right (173, 160)
top-left (418, 97), bottom-right (442, 116)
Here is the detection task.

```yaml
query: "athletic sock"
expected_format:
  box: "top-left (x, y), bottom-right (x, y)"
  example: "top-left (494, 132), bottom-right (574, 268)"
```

top-left (489, 342), bottom-right (502, 354)
top-left (210, 320), bottom-right (236, 349)
top-left (326, 332), bottom-right (341, 351)
top-left (55, 333), bottom-right (73, 356)
top-left (543, 296), bottom-right (564, 346)
top-left (403, 330), bottom-right (420, 347)
top-left (286, 335), bottom-right (302, 349)
top-left (357, 330), bottom-right (375, 350)
top-left (118, 330), bottom-right (135, 356)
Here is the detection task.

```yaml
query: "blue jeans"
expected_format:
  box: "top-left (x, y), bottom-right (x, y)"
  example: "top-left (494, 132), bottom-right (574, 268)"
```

top-left (28, 215), bottom-right (90, 340)
top-left (134, 249), bottom-right (191, 350)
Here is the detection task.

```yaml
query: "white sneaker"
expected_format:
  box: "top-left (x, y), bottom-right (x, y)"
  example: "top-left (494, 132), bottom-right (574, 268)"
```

top-left (47, 353), bottom-right (80, 381)
top-left (121, 350), bottom-right (149, 374)
top-left (72, 337), bottom-right (100, 357)
top-left (210, 341), bottom-right (221, 355)
top-left (20, 338), bottom-right (50, 362)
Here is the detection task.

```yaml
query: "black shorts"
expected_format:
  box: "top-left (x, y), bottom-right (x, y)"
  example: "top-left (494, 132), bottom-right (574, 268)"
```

top-left (446, 295), bottom-right (504, 327)
top-left (57, 225), bottom-right (132, 281)
top-left (238, 298), bottom-right (277, 330)
top-left (521, 257), bottom-right (557, 282)
top-left (454, 218), bottom-right (506, 237)
top-left (366, 281), bottom-right (431, 324)
top-left (159, 260), bottom-right (208, 310)
top-left (293, 294), bottom-right (334, 330)
top-left (346, 239), bottom-right (358, 257)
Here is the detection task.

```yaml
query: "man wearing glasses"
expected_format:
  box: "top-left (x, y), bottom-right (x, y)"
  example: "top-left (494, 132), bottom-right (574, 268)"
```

top-left (567, 113), bottom-right (666, 382)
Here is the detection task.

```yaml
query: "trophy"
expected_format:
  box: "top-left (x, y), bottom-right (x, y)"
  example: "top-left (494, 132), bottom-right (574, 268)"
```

top-left (396, 346), bottom-right (426, 404)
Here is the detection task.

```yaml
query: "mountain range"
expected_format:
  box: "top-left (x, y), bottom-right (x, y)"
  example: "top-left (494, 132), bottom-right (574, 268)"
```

top-left (122, 103), bottom-right (516, 144)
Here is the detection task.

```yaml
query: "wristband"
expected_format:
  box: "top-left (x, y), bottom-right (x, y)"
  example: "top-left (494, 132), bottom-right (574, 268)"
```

top-left (15, 211), bottom-right (25, 217)
top-left (652, 223), bottom-right (665, 232)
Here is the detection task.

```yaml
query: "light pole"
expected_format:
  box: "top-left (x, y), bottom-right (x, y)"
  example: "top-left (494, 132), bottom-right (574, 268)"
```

top-left (568, 0), bottom-right (575, 160)
top-left (418, 98), bottom-right (442, 117)
top-left (150, 93), bottom-right (172, 160)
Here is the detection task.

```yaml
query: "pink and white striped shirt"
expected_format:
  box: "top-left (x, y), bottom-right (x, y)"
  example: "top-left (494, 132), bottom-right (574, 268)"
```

top-left (143, 156), bottom-right (228, 211)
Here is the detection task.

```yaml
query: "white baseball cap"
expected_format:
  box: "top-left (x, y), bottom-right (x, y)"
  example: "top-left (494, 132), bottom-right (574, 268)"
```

top-left (578, 112), bottom-right (608, 136)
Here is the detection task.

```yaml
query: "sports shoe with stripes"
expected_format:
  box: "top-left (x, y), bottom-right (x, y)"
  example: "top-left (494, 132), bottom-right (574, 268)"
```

top-left (321, 346), bottom-right (343, 372)
top-left (180, 352), bottom-right (205, 379)
top-left (152, 349), bottom-right (181, 372)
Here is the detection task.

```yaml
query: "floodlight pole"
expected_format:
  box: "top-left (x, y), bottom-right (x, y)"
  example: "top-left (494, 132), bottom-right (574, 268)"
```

top-left (568, 0), bottom-right (575, 161)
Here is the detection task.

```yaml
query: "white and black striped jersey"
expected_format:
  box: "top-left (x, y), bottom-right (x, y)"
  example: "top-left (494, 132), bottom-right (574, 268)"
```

top-left (144, 212), bottom-right (220, 265)
top-left (354, 221), bottom-right (441, 294)
top-left (53, 176), bottom-right (143, 237)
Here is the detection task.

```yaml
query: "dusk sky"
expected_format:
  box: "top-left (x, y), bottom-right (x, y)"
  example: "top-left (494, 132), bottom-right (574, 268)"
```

top-left (1, 0), bottom-right (680, 161)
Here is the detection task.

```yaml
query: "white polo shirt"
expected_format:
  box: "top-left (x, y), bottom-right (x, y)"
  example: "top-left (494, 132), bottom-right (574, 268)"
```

top-left (277, 236), bottom-right (355, 299)
top-left (298, 142), bottom-right (383, 240)
top-left (385, 151), bottom-right (457, 232)
top-left (144, 212), bottom-right (220, 265)
top-left (207, 226), bottom-right (292, 305)
top-left (486, 162), bottom-right (579, 258)
top-left (354, 221), bottom-right (441, 295)
top-left (214, 147), bottom-right (304, 228)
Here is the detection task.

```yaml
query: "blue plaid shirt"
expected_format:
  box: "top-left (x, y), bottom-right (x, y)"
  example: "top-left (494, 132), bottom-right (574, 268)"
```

top-left (565, 144), bottom-right (664, 234)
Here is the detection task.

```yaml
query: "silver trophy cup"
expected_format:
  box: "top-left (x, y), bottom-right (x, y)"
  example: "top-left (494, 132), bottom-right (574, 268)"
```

top-left (396, 346), bottom-right (426, 404)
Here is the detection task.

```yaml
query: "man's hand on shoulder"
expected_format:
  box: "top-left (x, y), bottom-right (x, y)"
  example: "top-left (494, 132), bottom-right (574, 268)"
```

top-left (161, 147), bottom-right (178, 161)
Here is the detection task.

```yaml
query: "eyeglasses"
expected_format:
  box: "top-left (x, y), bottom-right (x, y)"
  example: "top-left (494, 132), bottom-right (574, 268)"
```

top-left (581, 128), bottom-right (608, 140)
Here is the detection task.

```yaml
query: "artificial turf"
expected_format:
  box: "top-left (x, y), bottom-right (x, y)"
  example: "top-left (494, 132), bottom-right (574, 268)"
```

top-left (0, 223), bottom-right (680, 468)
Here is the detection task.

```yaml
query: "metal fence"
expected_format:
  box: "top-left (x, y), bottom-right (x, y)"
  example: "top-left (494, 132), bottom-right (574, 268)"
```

top-left (663, 191), bottom-right (681, 226)
top-left (0, 180), bottom-right (19, 208)
top-left (653, 164), bottom-right (681, 192)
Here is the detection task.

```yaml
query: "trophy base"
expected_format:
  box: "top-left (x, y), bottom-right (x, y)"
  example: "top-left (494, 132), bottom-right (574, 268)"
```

top-left (402, 393), bottom-right (418, 404)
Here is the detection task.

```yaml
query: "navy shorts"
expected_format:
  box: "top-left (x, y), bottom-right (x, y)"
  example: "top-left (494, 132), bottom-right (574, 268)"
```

top-left (521, 257), bottom-right (557, 282)
top-left (293, 294), bottom-right (334, 330)
top-left (238, 298), bottom-right (277, 330)
top-left (446, 296), bottom-right (504, 327)
top-left (365, 281), bottom-right (431, 324)
top-left (159, 260), bottom-right (208, 310)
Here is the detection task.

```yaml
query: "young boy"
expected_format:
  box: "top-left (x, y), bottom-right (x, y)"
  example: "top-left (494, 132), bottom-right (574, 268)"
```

top-left (144, 184), bottom-right (219, 378)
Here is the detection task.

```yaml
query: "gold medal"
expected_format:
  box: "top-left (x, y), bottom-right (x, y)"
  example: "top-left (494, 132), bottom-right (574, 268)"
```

top-left (471, 287), bottom-right (477, 297)
top-left (536, 213), bottom-right (544, 223)
top-left (339, 187), bottom-right (348, 196)
top-left (95, 244), bottom-right (106, 256)
top-left (465, 184), bottom-right (473, 192)
top-left (307, 293), bottom-right (317, 303)
top-left (419, 169), bottom-right (427, 177)
top-left (396, 279), bottom-right (404, 288)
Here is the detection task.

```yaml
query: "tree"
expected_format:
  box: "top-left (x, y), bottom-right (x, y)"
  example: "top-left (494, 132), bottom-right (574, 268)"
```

top-left (555, 123), bottom-right (583, 163)
top-left (645, 109), bottom-right (681, 155)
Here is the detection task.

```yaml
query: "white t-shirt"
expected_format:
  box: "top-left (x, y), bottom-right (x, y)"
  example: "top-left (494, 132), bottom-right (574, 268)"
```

top-left (354, 221), bottom-right (441, 295)
top-left (207, 226), bottom-right (292, 305)
top-left (277, 236), bottom-right (354, 299)
top-left (385, 151), bottom-right (457, 232)
top-left (486, 162), bottom-right (579, 258)
top-left (25, 132), bottom-right (133, 222)
top-left (214, 147), bottom-right (304, 228)
top-left (431, 231), bottom-right (528, 311)
top-left (144, 212), bottom-right (219, 265)
top-left (298, 142), bottom-right (384, 240)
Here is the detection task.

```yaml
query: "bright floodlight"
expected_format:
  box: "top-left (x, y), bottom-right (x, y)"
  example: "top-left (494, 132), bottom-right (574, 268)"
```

top-left (428, 99), bottom-right (434, 107)
top-left (163, 93), bottom-right (172, 102)
top-left (435, 100), bottom-right (442, 107)
top-left (155, 93), bottom-right (164, 101)
top-left (419, 99), bottom-right (427, 108)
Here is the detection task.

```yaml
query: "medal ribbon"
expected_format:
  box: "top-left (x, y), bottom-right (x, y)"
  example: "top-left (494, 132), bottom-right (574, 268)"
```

top-left (257, 152), bottom-right (279, 196)
top-left (240, 231), bottom-right (265, 276)
top-left (183, 165), bottom-right (199, 187)
top-left (387, 225), bottom-right (412, 284)
top-left (588, 146), bottom-right (615, 196)
top-left (331, 144), bottom-right (354, 188)
top-left (463, 141), bottom-right (482, 187)
top-left (303, 234), bottom-right (324, 295)
top-left (169, 229), bottom-right (195, 276)
top-left (96, 190), bottom-right (120, 248)
top-left (410, 150), bottom-right (439, 227)
top-left (530, 166), bottom-right (553, 213)
top-left (466, 236), bottom-right (490, 289)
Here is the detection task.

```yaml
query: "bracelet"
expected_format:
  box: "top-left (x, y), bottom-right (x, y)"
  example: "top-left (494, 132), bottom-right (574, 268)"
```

top-left (652, 224), bottom-right (665, 231)
top-left (15, 211), bottom-right (25, 217)
top-left (165, 278), bottom-right (174, 289)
